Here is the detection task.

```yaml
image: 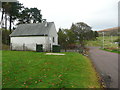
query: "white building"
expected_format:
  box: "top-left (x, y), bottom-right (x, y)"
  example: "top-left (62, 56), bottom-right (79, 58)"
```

top-left (9, 22), bottom-right (58, 51)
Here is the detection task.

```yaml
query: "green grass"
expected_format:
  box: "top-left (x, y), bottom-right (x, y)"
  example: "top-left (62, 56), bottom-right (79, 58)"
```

top-left (86, 36), bottom-right (118, 48)
top-left (86, 36), bottom-right (120, 53)
top-left (101, 48), bottom-right (120, 54)
top-left (2, 51), bottom-right (101, 88)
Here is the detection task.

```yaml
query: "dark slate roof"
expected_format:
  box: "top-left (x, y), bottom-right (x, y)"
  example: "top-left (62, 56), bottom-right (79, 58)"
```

top-left (10, 22), bottom-right (54, 36)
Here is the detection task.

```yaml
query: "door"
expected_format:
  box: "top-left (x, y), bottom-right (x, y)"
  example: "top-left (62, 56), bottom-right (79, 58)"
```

top-left (36, 44), bottom-right (43, 52)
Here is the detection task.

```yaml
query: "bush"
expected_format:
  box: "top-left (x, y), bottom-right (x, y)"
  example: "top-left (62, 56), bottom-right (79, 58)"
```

top-left (114, 38), bottom-right (120, 42)
top-left (114, 38), bottom-right (120, 47)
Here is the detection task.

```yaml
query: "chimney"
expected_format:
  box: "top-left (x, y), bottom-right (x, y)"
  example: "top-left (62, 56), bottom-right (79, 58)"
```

top-left (42, 19), bottom-right (47, 27)
top-left (42, 19), bottom-right (47, 23)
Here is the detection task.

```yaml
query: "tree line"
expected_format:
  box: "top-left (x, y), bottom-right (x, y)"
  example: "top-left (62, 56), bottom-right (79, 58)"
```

top-left (1, 1), bottom-right (43, 45)
top-left (1, 2), bottom-right (43, 32)
top-left (58, 22), bottom-right (99, 51)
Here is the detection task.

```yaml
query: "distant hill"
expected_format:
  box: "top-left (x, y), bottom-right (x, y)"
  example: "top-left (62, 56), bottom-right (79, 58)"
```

top-left (98, 27), bottom-right (118, 32)
top-left (97, 27), bottom-right (119, 36)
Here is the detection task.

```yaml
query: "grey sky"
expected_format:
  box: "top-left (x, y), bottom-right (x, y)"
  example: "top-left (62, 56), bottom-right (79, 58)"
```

top-left (3, 0), bottom-right (120, 31)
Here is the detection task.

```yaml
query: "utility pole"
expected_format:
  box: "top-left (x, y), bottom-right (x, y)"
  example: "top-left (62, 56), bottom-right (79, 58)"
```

top-left (102, 32), bottom-right (105, 49)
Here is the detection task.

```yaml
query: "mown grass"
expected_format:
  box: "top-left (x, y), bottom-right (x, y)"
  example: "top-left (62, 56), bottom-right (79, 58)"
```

top-left (2, 51), bottom-right (101, 88)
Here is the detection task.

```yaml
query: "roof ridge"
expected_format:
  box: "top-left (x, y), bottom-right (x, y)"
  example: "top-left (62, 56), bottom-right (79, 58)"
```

top-left (10, 22), bottom-right (54, 36)
top-left (18, 22), bottom-right (54, 26)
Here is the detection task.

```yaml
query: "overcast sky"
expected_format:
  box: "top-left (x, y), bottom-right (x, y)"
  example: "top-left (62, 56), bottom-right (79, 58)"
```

top-left (2, 0), bottom-right (120, 31)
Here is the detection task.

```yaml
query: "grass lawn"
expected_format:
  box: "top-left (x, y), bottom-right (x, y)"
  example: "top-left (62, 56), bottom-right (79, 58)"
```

top-left (2, 51), bottom-right (101, 88)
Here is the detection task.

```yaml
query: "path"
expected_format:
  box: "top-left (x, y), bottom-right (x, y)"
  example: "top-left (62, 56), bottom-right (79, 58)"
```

top-left (88, 47), bottom-right (118, 88)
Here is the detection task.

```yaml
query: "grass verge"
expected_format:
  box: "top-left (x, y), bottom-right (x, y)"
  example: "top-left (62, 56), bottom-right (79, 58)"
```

top-left (101, 48), bottom-right (120, 54)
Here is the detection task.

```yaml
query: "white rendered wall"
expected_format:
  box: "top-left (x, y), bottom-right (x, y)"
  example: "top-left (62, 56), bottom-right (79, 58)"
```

top-left (11, 36), bottom-right (50, 51)
top-left (48, 23), bottom-right (58, 47)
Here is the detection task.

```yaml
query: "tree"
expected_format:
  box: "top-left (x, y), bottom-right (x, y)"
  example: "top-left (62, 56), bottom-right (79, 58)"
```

top-left (58, 22), bottom-right (97, 51)
top-left (1, 2), bottom-right (43, 46)
top-left (58, 28), bottom-right (77, 51)
top-left (94, 31), bottom-right (99, 37)
top-left (30, 8), bottom-right (42, 23)
top-left (65, 29), bottom-right (76, 44)
top-left (1, 2), bottom-right (10, 29)
top-left (17, 7), bottom-right (31, 24)
top-left (1, 2), bottom-right (23, 32)
top-left (1, 4), bottom-right (5, 28)
top-left (17, 7), bottom-right (42, 24)
top-left (1, 2), bottom-right (42, 32)
top-left (9, 2), bottom-right (23, 32)
top-left (58, 28), bottom-right (68, 51)
top-left (1, 29), bottom-right (10, 45)
top-left (70, 22), bottom-right (94, 48)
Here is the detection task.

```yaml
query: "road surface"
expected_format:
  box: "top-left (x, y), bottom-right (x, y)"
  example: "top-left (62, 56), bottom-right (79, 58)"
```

top-left (88, 47), bottom-right (118, 88)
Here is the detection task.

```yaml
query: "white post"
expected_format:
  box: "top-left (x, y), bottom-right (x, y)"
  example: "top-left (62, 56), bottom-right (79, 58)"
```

top-left (103, 32), bottom-right (104, 49)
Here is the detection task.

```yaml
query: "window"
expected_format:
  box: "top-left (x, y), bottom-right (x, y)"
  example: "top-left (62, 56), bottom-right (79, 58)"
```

top-left (53, 37), bottom-right (55, 43)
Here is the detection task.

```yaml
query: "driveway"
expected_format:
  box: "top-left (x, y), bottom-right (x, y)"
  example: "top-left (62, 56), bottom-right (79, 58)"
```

top-left (88, 47), bottom-right (118, 88)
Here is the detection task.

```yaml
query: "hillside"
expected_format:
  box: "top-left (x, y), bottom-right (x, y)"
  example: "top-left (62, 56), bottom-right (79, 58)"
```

top-left (98, 27), bottom-right (119, 36)
top-left (98, 27), bottom-right (118, 32)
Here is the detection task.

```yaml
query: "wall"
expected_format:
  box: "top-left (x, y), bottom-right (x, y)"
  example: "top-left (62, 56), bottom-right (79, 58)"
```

top-left (48, 23), bottom-right (58, 49)
top-left (11, 36), bottom-right (50, 51)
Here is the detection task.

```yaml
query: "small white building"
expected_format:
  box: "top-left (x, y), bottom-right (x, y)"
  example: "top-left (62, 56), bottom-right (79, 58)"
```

top-left (9, 22), bottom-right (58, 51)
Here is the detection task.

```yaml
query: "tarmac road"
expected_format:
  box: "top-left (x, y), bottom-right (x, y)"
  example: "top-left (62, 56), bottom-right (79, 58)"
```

top-left (88, 47), bottom-right (118, 88)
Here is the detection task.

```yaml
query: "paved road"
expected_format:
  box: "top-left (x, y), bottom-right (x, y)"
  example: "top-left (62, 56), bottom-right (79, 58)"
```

top-left (88, 47), bottom-right (118, 88)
